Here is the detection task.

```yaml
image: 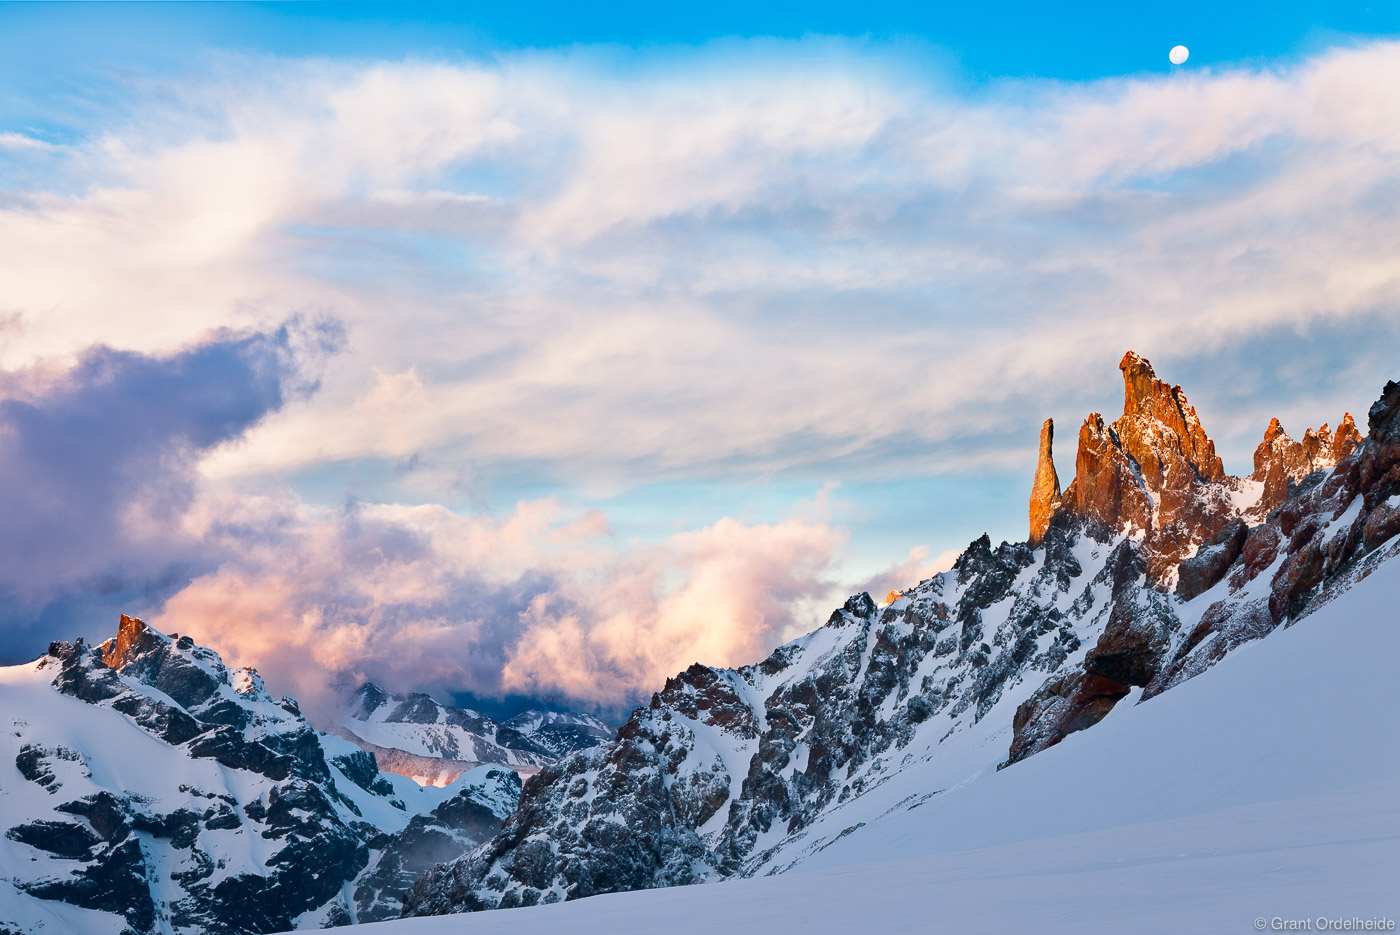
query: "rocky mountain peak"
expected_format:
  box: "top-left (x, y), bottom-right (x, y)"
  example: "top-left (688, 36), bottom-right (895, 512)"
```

top-left (1250, 411), bottom-right (1364, 514)
top-left (1113, 351), bottom-right (1225, 485)
top-left (1037, 353), bottom-right (1239, 583)
top-left (405, 369), bottom-right (1400, 922)
top-left (97, 613), bottom-right (162, 670)
top-left (1333, 412), bottom-right (1363, 461)
top-left (1028, 418), bottom-right (1061, 546)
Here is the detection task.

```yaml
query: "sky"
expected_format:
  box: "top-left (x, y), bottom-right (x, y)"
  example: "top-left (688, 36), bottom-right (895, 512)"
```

top-left (1, 1), bottom-right (1398, 721)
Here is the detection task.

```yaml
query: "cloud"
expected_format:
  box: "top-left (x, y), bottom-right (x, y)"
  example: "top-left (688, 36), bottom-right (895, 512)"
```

top-left (3, 37), bottom-right (1400, 714)
top-left (154, 492), bottom-right (845, 717)
top-left (0, 321), bottom-right (334, 661)
top-left (0, 132), bottom-right (56, 153)
top-left (2, 41), bottom-right (1398, 497)
top-left (854, 545), bottom-right (962, 604)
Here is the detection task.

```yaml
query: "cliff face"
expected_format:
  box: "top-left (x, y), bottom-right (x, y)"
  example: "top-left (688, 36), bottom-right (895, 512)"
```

top-left (1028, 419), bottom-right (1062, 547)
top-left (1047, 352), bottom-right (1238, 584)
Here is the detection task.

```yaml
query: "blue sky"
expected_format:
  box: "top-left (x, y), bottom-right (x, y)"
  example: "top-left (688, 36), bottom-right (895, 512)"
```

top-left (1, 2), bottom-right (1398, 718)
top-left (5, 1), bottom-right (1398, 79)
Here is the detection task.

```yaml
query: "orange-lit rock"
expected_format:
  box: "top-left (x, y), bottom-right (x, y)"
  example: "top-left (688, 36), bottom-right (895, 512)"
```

top-left (1250, 411), bottom-right (1362, 514)
top-left (1332, 412), bottom-right (1363, 462)
top-left (1059, 353), bottom-right (1235, 583)
top-left (1028, 418), bottom-right (1062, 546)
top-left (99, 613), bottom-right (159, 670)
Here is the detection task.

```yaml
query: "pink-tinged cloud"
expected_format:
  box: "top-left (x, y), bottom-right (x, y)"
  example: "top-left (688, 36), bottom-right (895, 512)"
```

top-left (854, 545), bottom-right (962, 604)
top-left (502, 515), bottom-right (847, 702)
top-left (155, 493), bottom-right (846, 717)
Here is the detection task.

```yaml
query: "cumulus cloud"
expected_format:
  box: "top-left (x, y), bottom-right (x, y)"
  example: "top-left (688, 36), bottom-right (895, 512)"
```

top-left (154, 492), bottom-right (845, 717)
top-left (0, 321), bottom-right (334, 660)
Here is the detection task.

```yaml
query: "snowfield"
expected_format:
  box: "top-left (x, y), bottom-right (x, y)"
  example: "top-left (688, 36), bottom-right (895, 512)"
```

top-left (312, 548), bottom-right (1400, 935)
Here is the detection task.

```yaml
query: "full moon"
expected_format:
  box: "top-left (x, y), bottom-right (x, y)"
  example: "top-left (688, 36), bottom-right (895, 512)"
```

top-left (1169, 45), bottom-right (1189, 65)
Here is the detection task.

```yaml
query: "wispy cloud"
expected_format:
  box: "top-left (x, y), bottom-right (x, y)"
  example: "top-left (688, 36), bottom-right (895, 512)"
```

top-left (1, 44), bottom-right (1397, 489)
top-left (0, 132), bottom-right (57, 152)
top-left (2, 39), bottom-right (1398, 708)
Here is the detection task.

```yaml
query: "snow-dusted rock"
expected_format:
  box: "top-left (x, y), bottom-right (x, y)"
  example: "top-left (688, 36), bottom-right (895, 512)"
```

top-left (403, 362), bottom-right (1400, 921)
top-left (340, 685), bottom-right (609, 786)
top-left (0, 620), bottom-right (520, 934)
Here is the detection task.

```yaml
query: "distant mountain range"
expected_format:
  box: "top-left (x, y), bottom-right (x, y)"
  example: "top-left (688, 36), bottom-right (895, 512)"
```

top-left (339, 684), bottom-right (611, 786)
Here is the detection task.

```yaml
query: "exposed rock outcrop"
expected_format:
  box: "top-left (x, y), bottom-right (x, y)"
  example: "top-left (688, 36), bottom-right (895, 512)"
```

top-left (1059, 352), bottom-right (1236, 584)
top-left (1251, 412), bottom-right (1363, 513)
top-left (0, 619), bottom-right (520, 934)
top-left (1028, 418), bottom-right (1062, 546)
top-left (1013, 376), bottom-right (1399, 761)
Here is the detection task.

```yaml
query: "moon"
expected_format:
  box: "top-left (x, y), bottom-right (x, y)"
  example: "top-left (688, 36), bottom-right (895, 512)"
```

top-left (1169, 45), bottom-right (1189, 65)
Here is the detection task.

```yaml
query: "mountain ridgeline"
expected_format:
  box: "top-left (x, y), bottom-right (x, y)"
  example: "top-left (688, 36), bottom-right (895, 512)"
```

top-left (0, 615), bottom-right (523, 934)
top-left (2, 352), bottom-right (1397, 933)
top-left (340, 684), bottom-right (611, 787)
top-left (403, 353), bottom-right (1400, 916)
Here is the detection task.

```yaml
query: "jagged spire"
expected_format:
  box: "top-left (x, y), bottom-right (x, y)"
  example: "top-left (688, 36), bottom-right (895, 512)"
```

top-left (1333, 412), bottom-right (1363, 461)
top-left (1056, 352), bottom-right (1229, 583)
top-left (1028, 418), bottom-right (1061, 546)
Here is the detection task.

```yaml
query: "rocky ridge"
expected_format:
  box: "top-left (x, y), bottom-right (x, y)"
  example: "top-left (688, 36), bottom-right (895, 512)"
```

top-left (340, 684), bottom-right (610, 787)
top-left (0, 617), bottom-right (521, 935)
top-left (404, 355), bottom-right (1400, 919)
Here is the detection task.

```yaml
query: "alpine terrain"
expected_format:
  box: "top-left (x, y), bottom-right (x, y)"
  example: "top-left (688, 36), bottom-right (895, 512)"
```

top-left (400, 353), bottom-right (1400, 919)
top-left (1, 352), bottom-right (1396, 935)
top-left (0, 617), bottom-right (522, 934)
top-left (340, 685), bottom-right (611, 786)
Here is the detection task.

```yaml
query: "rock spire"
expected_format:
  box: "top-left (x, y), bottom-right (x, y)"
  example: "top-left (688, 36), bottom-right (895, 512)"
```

top-left (1028, 418), bottom-right (1061, 546)
top-left (1057, 352), bottom-right (1235, 583)
top-left (1250, 411), bottom-right (1364, 513)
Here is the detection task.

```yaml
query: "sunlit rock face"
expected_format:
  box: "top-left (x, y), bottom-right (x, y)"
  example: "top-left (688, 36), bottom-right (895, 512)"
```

top-left (1058, 352), bottom-right (1238, 585)
top-left (1013, 377), bottom-right (1400, 764)
top-left (406, 358), bottom-right (1400, 922)
top-left (1028, 418), bottom-right (1062, 547)
top-left (1250, 412), bottom-right (1363, 514)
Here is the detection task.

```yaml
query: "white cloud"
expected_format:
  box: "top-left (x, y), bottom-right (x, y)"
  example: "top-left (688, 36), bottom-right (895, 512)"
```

top-left (6, 38), bottom-right (1399, 707)
top-left (3, 44), bottom-right (1399, 492)
top-left (156, 486), bottom-right (846, 713)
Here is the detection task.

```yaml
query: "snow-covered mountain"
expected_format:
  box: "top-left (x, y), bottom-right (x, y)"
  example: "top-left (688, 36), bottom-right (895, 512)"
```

top-left (276, 544), bottom-right (1400, 934)
top-left (402, 355), bottom-right (1400, 917)
top-left (4, 352), bottom-right (1395, 934)
top-left (341, 685), bottom-right (610, 787)
top-left (501, 711), bottom-right (612, 760)
top-left (0, 618), bottom-right (521, 934)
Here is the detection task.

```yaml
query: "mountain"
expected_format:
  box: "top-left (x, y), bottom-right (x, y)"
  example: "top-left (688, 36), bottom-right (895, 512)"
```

top-left (501, 711), bottom-right (613, 760)
top-left (340, 686), bottom-right (609, 787)
top-left (268, 546), bottom-right (1400, 935)
top-left (0, 616), bottom-right (521, 935)
top-left (402, 354), bottom-right (1400, 917)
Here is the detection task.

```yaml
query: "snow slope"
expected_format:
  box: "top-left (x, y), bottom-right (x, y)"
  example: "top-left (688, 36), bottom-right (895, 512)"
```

top-left (301, 540), bottom-right (1400, 935)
